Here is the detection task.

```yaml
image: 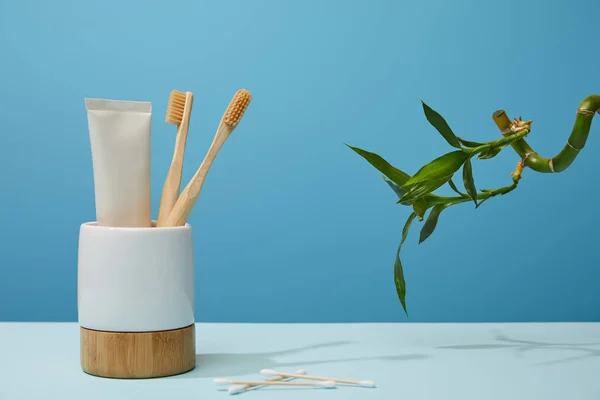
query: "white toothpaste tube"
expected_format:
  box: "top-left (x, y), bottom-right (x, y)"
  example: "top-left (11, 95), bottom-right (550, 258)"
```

top-left (85, 98), bottom-right (152, 227)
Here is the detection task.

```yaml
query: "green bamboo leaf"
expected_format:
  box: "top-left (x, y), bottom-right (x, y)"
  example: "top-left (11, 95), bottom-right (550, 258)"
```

top-left (476, 183), bottom-right (518, 208)
top-left (448, 178), bottom-right (464, 196)
top-left (403, 150), bottom-right (469, 188)
top-left (411, 197), bottom-right (430, 221)
top-left (399, 175), bottom-right (453, 205)
top-left (419, 204), bottom-right (447, 243)
top-left (347, 145), bottom-right (411, 186)
top-left (457, 136), bottom-right (485, 148)
top-left (422, 101), bottom-right (461, 148)
top-left (462, 158), bottom-right (477, 206)
top-left (402, 213), bottom-right (416, 245)
top-left (383, 176), bottom-right (406, 199)
top-left (477, 143), bottom-right (508, 160)
top-left (475, 197), bottom-right (490, 208)
top-left (395, 211), bottom-right (417, 315)
top-left (477, 132), bottom-right (531, 160)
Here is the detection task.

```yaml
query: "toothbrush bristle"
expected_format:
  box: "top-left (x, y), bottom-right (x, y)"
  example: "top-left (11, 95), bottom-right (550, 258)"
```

top-left (166, 89), bottom-right (187, 125)
top-left (223, 89), bottom-right (252, 128)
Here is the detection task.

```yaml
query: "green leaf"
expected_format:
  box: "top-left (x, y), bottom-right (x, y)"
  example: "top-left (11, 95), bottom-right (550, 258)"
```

top-left (419, 204), bottom-right (447, 243)
top-left (411, 197), bottom-right (430, 221)
top-left (403, 150), bottom-right (469, 188)
top-left (475, 197), bottom-right (490, 208)
top-left (347, 145), bottom-right (411, 186)
top-left (462, 158), bottom-right (477, 206)
top-left (399, 175), bottom-right (453, 205)
top-left (476, 183), bottom-right (518, 208)
top-left (383, 176), bottom-right (406, 199)
top-left (457, 136), bottom-right (485, 148)
top-left (448, 178), bottom-right (464, 196)
top-left (422, 101), bottom-right (461, 148)
top-left (401, 213), bottom-right (416, 247)
top-left (477, 143), bottom-right (508, 160)
top-left (395, 212), bottom-right (417, 315)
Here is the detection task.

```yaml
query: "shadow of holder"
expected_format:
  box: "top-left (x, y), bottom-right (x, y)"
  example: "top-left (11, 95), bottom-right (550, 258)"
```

top-left (173, 340), bottom-right (430, 378)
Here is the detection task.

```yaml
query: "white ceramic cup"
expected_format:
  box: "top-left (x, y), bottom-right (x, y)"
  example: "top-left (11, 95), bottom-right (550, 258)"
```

top-left (77, 222), bottom-right (195, 332)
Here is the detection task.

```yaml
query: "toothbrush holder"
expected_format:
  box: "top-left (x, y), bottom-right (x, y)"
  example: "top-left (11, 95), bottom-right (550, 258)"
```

top-left (77, 221), bottom-right (196, 378)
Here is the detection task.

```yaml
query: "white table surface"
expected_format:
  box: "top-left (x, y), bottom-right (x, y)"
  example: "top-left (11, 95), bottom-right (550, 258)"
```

top-left (1, 322), bottom-right (599, 399)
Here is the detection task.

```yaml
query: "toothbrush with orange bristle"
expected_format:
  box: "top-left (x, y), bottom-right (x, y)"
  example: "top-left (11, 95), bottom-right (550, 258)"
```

top-left (164, 89), bottom-right (252, 227)
top-left (157, 90), bottom-right (194, 227)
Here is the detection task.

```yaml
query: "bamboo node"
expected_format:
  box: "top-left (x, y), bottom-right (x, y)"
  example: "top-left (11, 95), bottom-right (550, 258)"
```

top-left (567, 141), bottom-right (582, 151)
top-left (511, 160), bottom-right (524, 178)
top-left (577, 108), bottom-right (596, 117)
top-left (548, 158), bottom-right (556, 173)
top-left (522, 152), bottom-right (535, 165)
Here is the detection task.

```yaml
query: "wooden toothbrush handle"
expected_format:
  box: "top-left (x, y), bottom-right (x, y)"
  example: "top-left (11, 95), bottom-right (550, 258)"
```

top-left (164, 124), bottom-right (233, 227)
top-left (157, 93), bottom-right (193, 227)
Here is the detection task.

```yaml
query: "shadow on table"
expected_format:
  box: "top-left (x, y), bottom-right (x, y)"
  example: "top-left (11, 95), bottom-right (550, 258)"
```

top-left (436, 329), bottom-right (600, 366)
top-left (175, 340), bottom-right (430, 378)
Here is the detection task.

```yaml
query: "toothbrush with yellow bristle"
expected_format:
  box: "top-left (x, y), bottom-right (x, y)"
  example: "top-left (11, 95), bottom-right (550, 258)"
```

top-left (164, 89), bottom-right (252, 227)
top-left (157, 90), bottom-right (194, 227)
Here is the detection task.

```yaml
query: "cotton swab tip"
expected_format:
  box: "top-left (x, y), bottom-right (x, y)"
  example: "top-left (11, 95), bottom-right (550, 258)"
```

top-left (359, 380), bottom-right (377, 388)
top-left (317, 380), bottom-right (337, 388)
top-left (260, 368), bottom-right (277, 376)
top-left (213, 378), bottom-right (232, 385)
top-left (228, 385), bottom-right (245, 395)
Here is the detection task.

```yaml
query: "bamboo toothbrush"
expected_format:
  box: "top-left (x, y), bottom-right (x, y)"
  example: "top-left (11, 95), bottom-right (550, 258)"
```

top-left (164, 89), bottom-right (252, 227)
top-left (156, 89), bottom-right (194, 227)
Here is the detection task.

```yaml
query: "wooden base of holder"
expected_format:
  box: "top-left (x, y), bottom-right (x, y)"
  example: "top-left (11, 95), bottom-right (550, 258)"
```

top-left (80, 324), bottom-right (196, 379)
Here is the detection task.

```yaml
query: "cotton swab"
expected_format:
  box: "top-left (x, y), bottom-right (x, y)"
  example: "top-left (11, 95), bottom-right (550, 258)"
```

top-left (227, 369), bottom-right (307, 395)
top-left (260, 368), bottom-right (376, 388)
top-left (213, 378), bottom-right (336, 390)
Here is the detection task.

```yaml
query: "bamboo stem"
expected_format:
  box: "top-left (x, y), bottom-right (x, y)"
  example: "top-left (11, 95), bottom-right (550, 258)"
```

top-left (492, 95), bottom-right (599, 173)
top-left (465, 128), bottom-right (531, 156)
top-left (431, 181), bottom-right (518, 207)
top-left (431, 160), bottom-right (523, 208)
top-left (401, 95), bottom-right (598, 213)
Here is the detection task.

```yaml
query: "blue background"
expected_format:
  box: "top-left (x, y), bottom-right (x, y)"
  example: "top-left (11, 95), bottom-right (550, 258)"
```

top-left (0, 0), bottom-right (598, 323)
